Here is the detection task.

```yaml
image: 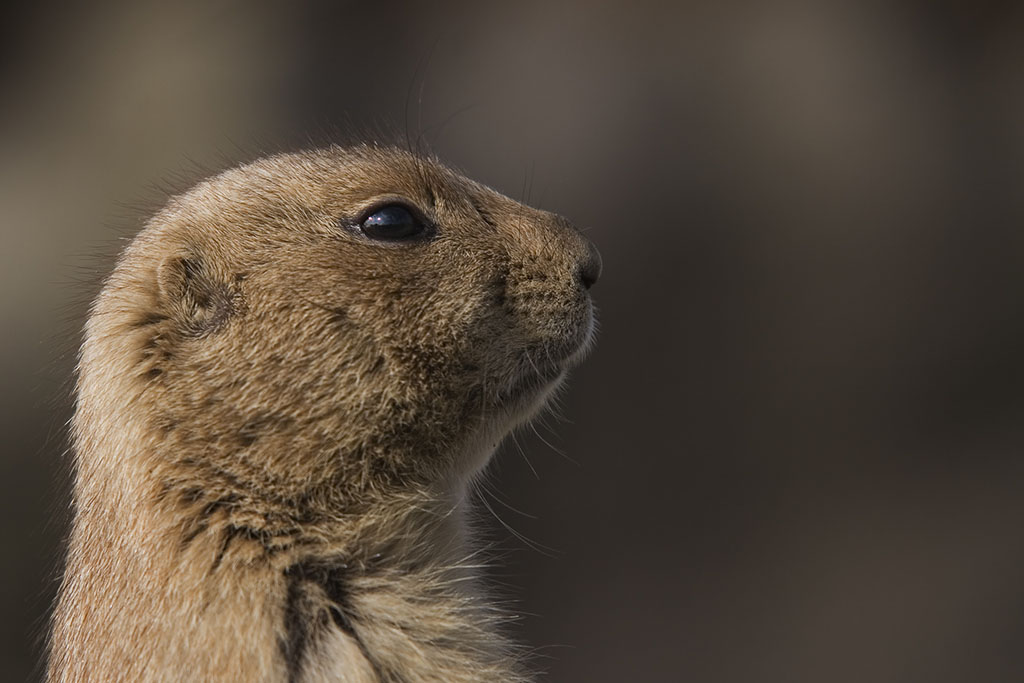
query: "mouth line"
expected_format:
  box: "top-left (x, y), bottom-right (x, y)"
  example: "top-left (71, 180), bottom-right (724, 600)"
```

top-left (496, 365), bottom-right (566, 414)
top-left (491, 303), bottom-right (597, 408)
top-left (500, 331), bottom-right (590, 403)
top-left (533, 306), bottom-right (597, 374)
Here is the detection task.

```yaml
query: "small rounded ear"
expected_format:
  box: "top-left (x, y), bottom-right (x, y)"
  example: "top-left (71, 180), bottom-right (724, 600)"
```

top-left (156, 254), bottom-right (235, 335)
top-left (156, 255), bottom-right (201, 304)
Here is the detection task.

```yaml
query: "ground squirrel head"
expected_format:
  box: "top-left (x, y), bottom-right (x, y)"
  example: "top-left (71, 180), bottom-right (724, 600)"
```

top-left (76, 145), bottom-right (600, 525)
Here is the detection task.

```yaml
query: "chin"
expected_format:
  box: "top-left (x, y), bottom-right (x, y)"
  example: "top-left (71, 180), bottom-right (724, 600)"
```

top-left (451, 310), bottom-right (596, 490)
top-left (446, 367), bottom-right (566, 493)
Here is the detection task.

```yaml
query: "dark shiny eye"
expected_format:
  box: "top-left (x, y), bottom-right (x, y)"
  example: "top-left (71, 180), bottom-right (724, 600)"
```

top-left (359, 204), bottom-right (427, 241)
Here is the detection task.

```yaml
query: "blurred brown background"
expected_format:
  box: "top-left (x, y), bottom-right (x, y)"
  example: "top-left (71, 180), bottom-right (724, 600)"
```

top-left (5, 1), bottom-right (1024, 681)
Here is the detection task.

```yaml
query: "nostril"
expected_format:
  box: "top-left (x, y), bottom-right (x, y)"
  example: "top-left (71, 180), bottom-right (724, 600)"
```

top-left (577, 243), bottom-right (602, 290)
top-left (578, 264), bottom-right (598, 290)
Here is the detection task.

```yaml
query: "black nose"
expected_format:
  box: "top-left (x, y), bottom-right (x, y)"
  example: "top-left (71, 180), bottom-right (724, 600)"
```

top-left (577, 241), bottom-right (602, 290)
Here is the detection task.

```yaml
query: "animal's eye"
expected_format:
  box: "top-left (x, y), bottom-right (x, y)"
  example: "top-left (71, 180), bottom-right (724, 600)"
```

top-left (359, 204), bottom-right (427, 241)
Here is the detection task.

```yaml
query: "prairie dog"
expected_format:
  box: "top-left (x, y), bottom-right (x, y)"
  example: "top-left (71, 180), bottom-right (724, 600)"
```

top-left (48, 145), bottom-right (601, 682)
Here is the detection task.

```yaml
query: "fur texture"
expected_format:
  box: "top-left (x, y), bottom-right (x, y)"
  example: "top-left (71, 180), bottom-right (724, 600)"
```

top-left (48, 145), bottom-right (601, 682)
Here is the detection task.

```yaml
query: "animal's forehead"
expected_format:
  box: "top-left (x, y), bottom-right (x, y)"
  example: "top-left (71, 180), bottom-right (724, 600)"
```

top-left (281, 148), bottom-right (481, 212)
top-left (199, 147), bottom-right (546, 238)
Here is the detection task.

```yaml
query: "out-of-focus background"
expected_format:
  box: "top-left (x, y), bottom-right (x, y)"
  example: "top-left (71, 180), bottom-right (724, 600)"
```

top-left (5, 1), bottom-right (1024, 680)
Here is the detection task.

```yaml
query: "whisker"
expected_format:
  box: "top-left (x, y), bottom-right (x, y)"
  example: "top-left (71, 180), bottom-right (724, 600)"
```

top-left (509, 430), bottom-right (539, 481)
top-left (478, 479), bottom-right (537, 520)
top-left (477, 488), bottom-right (558, 558)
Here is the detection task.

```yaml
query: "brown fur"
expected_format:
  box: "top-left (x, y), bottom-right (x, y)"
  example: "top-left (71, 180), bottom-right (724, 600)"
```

top-left (47, 145), bottom-right (601, 682)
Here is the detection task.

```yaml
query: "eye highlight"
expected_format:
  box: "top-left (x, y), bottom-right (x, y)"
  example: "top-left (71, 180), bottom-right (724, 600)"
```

top-left (359, 204), bottom-right (429, 241)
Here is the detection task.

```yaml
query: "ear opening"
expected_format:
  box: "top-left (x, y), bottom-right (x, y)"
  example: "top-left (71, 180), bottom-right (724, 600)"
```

top-left (156, 254), bottom-right (236, 335)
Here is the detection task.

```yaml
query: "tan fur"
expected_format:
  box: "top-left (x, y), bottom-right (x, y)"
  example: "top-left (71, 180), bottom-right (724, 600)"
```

top-left (48, 145), bottom-right (600, 682)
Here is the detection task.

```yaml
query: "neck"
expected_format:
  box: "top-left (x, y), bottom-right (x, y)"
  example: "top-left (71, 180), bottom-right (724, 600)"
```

top-left (49, 463), bottom-right (528, 683)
